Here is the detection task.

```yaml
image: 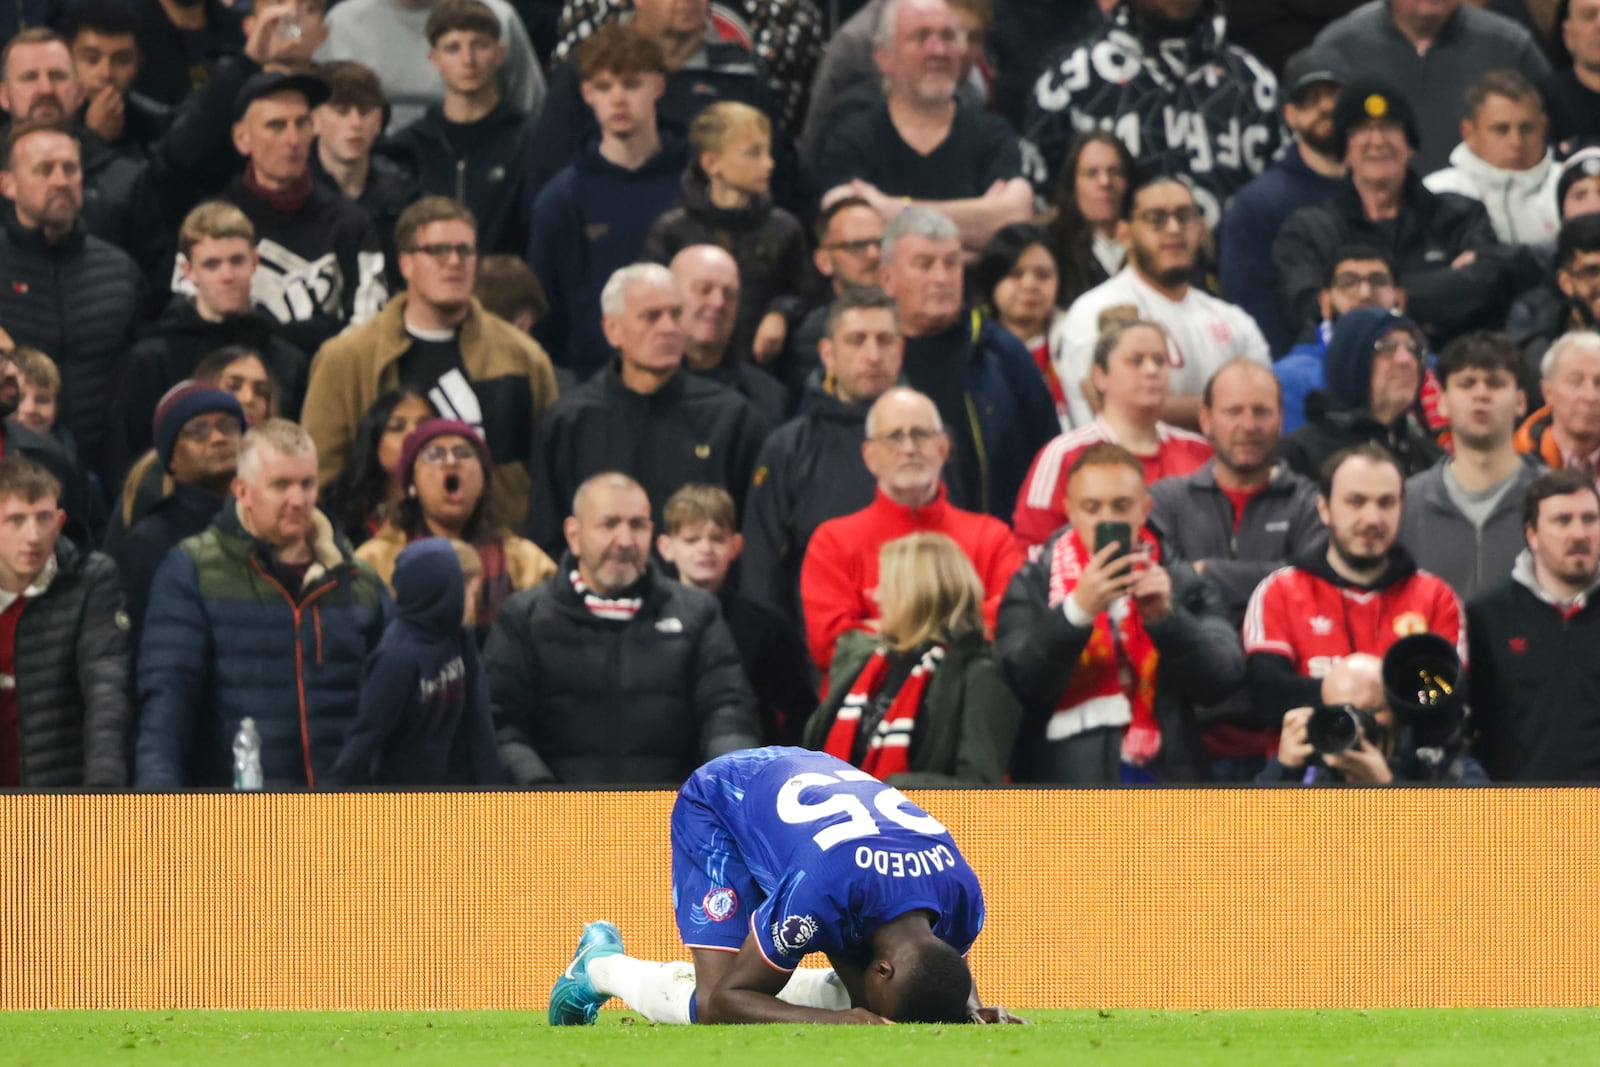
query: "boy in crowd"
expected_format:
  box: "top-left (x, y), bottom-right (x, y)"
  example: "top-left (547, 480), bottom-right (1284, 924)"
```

top-left (657, 484), bottom-right (815, 746)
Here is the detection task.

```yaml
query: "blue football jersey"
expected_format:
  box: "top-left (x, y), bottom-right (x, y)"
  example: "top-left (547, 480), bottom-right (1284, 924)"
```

top-left (681, 746), bottom-right (986, 970)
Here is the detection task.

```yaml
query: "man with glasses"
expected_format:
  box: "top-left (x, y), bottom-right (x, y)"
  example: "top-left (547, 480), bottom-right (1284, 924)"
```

top-left (799, 385), bottom-right (1021, 673)
top-left (1053, 173), bottom-right (1270, 431)
top-left (303, 196), bottom-right (558, 531)
top-left (1279, 307), bottom-right (1445, 480)
top-left (110, 382), bottom-right (246, 639)
top-left (778, 196), bottom-right (884, 398)
top-left (816, 0), bottom-right (1033, 255)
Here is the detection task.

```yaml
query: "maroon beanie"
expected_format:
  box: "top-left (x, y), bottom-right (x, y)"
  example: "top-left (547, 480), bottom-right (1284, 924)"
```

top-left (395, 419), bottom-right (491, 490)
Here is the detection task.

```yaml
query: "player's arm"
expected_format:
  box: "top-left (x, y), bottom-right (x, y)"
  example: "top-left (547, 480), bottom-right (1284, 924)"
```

top-left (698, 933), bottom-right (888, 1025)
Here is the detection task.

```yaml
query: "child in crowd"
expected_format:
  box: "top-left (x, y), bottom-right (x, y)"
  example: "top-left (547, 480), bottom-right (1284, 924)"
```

top-left (643, 102), bottom-right (810, 364)
top-left (657, 484), bottom-right (815, 746)
top-left (328, 537), bottom-right (503, 787)
top-left (11, 348), bottom-right (74, 455)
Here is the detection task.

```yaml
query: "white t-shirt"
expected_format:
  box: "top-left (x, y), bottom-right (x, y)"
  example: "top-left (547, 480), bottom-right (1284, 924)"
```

top-left (1050, 267), bottom-right (1270, 427)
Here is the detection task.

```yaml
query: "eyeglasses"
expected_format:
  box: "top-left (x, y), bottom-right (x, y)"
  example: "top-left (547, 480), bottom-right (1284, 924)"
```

top-left (1332, 271), bottom-right (1395, 292)
top-left (824, 238), bottom-right (881, 256)
top-left (1373, 335), bottom-right (1422, 358)
top-left (1135, 206), bottom-right (1201, 230)
top-left (1566, 263), bottom-right (1600, 284)
top-left (408, 243), bottom-right (477, 263)
top-left (872, 427), bottom-right (943, 447)
top-left (178, 415), bottom-right (244, 442)
top-left (419, 443), bottom-right (480, 465)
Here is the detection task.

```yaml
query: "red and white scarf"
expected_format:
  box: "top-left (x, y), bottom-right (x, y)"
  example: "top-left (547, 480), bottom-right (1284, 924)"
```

top-left (821, 643), bottom-right (944, 778)
top-left (1046, 529), bottom-right (1162, 766)
top-left (570, 570), bottom-right (642, 621)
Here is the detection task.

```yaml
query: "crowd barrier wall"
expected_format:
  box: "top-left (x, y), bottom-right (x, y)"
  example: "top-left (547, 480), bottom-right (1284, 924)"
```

top-left (2, 787), bottom-right (1596, 1010)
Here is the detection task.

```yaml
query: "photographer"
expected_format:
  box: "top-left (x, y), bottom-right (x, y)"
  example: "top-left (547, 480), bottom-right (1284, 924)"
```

top-left (1257, 653), bottom-right (1487, 785)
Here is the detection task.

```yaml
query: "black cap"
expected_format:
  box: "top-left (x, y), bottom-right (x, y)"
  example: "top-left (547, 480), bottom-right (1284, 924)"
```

top-left (1280, 47), bottom-right (1342, 106)
top-left (1331, 79), bottom-right (1420, 160)
top-left (233, 70), bottom-right (330, 121)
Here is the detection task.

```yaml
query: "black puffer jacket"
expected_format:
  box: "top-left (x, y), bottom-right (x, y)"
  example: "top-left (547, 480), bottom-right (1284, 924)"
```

top-left (0, 207), bottom-right (145, 481)
top-left (484, 557), bottom-right (761, 784)
top-left (8, 537), bottom-right (134, 788)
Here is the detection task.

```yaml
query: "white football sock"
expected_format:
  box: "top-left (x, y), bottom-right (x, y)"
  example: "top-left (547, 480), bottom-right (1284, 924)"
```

top-left (587, 955), bottom-right (696, 1025)
top-left (777, 968), bottom-right (850, 1010)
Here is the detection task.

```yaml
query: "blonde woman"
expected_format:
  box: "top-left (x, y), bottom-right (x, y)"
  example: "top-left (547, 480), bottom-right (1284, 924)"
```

top-left (803, 532), bottom-right (1023, 785)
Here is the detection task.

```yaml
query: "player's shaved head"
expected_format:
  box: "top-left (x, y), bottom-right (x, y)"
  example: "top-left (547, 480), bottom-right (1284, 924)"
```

top-left (878, 936), bottom-right (973, 1023)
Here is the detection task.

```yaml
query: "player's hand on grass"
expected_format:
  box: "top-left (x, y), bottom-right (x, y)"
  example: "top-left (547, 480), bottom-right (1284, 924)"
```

top-left (840, 1008), bottom-right (894, 1025)
top-left (970, 1006), bottom-right (1028, 1024)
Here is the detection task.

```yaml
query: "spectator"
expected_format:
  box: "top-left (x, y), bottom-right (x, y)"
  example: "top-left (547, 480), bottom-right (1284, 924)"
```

top-left (799, 386), bottom-right (1021, 673)
top-left (1272, 79), bottom-right (1511, 350)
top-left (525, 22), bottom-right (687, 380)
top-left (644, 102), bottom-right (808, 364)
top-left (1025, 0), bottom-right (1280, 224)
top-left (666, 245), bottom-right (789, 428)
top-left (1507, 211), bottom-right (1600, 375)
top-left (1255, 651), bottom-right (1487, 784)
top-left (974, 223), bottom-right (1067, 426)
top-left (109, 382), bottom-right (245, 639)
top-left (1274, 246), bottom-right (1409, 434)
top-left (0, 28), bottom-right (165, 273)
top-left (473, 253), bottom-right (547, 336)
top-left (1423, 69), bottom-right (1560, 249)
top-left (322, 387), bottom-right (437, 546)
top-left (355, 418), bottom-right (556, 632)
top-left (318, 0), bottom-right (545, 132)
top-left (135, 419), bottom-right (390, 789)
top-left (805, 530), bottom-right (1023, 783)
top-left (0, 118), bottom-right (144, 486)
top-left (1312, 0), bottom-right (1552, 174)
top-left (996, 442), bottom-right (1244, 783)
top-left (0, 346), bottom-right (98, 545)
top-left (1400, 332), bottom-right (1543, 602)
top-left (1280, 307), bottom-right (1445, 480)
top-left (223, 69), bottom-right (390, 354)
top-left (1547, 0), bottom-right (1600, 150)
top-left (526, 263), bottom-right (769, 553)
top-left (528, 0), bottom-right (776, 200)
top-left (1467, 467), bottom-right (1600, 781)
top-left (780, 196), bottom-right (884, 397)
top-left (132, 0), bottom-right (244, 108)
top-left (1516, 330), bottom-right (1600, 488)
top-left (63, 0), bottom-right (172, 161)
top-left (1244, 441), bottom-right (1464, 731)
top-left (1015, 320), bottom-right (1214, 549)
top-left (878, 206), bottom-right (1058, 520)
top-left (1054, 174), bottom-right (1271, 430)
top-left (0, 456), bottom-right (132, 788)
top-left (303, 196), bottom-right (559, 532)
top-left (657, 484), bottom-right (814, 747)
top-left (818, 0), bottom-right (1032, 254)
top-left (9, 348), bottom-right (60, 444)
top-left (1219, 48), bottom-right (1345, 356)
top-left (388, 0), bottom-right (539, 257)
top-left (114, 200), bottom-right (311, 482)
top-left (311, 60), bottom-right (419, 287)
top-left (328, 537), bottom-right (503, 786)
top-left (486, 471), bottom-right (760, 784)
top-left (741, 288), bottom-right (903, 623)
top-left (1043, 130), bottom-right (1132, 315)
top-left (1150, 358), bottom-right (1322, 780)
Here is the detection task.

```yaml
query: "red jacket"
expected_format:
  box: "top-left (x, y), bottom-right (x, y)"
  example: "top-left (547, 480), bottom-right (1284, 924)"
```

top-left (800, 486), bottom-right (1022, 671)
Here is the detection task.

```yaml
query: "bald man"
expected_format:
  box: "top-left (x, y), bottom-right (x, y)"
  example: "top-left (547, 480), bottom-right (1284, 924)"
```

top-left (798, 385), bottom-right (1022, 672)
top-left (669, 245), bottom-right (789, 426)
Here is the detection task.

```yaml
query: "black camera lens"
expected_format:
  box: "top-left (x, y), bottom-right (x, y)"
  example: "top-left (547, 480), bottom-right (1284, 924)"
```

top-left (1307, 704), bottom-right (1361, 755)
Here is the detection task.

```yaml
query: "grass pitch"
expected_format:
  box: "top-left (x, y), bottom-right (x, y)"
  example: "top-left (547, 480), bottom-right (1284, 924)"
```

top-left (1, 1009), bottom-right (1597, 1066)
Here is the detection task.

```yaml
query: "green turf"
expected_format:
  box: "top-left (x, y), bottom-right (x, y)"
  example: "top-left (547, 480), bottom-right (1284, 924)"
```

top-left (1, 1009), bottom-right (1597, 1066)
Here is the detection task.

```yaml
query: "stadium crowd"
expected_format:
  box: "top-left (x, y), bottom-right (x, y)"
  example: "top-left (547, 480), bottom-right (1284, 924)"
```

top-left (2, 0), bottom-right (1600, 791)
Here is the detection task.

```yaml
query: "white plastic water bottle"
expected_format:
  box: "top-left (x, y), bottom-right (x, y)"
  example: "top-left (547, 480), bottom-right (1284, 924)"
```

top-left (232, 717), bottom-right (263, 791)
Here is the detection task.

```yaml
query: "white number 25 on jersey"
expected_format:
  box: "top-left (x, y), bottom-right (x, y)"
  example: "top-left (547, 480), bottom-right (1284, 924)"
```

top-left (775, 770), bottom-right (948, 851)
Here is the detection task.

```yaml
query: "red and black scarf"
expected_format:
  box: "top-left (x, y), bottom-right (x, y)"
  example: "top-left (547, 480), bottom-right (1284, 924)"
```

top-left (821, 643), bottom-right (944, 778)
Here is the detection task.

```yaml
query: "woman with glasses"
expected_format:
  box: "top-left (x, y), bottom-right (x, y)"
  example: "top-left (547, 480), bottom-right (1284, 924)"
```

top-left (355, 418), bottom-right (555, 636)
top-left (802, 532), bottom-right (1022, 785)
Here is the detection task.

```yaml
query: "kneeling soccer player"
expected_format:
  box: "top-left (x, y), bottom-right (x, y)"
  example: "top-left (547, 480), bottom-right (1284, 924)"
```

top-left (548, 746), bottom-right (1022, 1025)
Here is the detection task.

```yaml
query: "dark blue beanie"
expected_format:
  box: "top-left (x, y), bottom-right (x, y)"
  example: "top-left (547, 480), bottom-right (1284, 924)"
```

top-left (1322, 306), bottom-right (1423, 412)
top-left (154, 381), bottom-right (247, 472)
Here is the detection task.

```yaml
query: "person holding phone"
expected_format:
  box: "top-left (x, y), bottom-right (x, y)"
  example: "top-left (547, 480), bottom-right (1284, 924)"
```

top-left (996, 441), bottom-right (1245, 784)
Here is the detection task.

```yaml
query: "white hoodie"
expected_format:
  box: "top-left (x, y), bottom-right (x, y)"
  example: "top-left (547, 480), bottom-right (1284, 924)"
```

top-left (1424, 142), bottom-right (1561, 248)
